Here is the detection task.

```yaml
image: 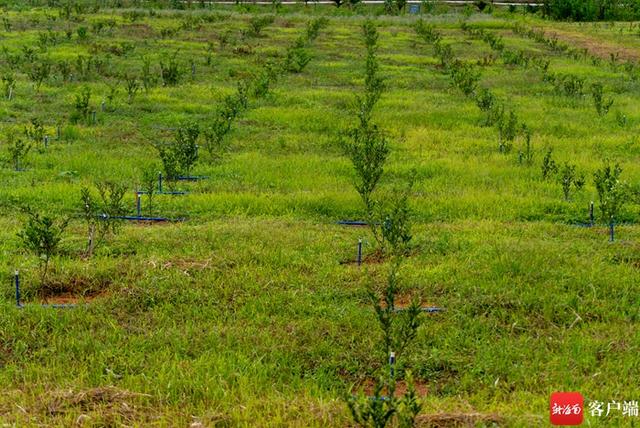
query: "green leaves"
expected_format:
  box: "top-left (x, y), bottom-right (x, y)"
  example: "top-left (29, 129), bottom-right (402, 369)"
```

top-left (18, 210), bottom-right (68, 283)
top-left (594, 162), bottom-right (627, 224)
top-left (343, 123), bottom-right (390, 216)
top-left (591, 82), bottom-right (614, 117)
top-left (6, 130), bottom-right (31, 171)
top-left (557, 162), bottom-right (585, 201)
top-left (155, 120), bottom-right (200, 180)
top-left (159, 51), bottom-right (183, 86)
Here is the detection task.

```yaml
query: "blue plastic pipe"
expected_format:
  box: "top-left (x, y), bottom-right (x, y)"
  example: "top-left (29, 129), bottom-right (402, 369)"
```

top-left (610, 222), bottom-right (615, 242)
top-left (393, 307), bottom-right (444, 313)
top-left (15, 270), bottom-right (20, 307)
top-left (389, 351), bottom-right (396, 379)
top-left (337, 220), bottom-right (368, 226)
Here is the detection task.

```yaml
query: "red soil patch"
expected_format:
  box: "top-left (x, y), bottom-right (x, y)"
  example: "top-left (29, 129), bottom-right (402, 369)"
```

top-left (41, 291), bottom-right (105, 305)
top-left (416, 412), bottom-right (503, 427)
top-left (357, 378), bottom-right (429, 398)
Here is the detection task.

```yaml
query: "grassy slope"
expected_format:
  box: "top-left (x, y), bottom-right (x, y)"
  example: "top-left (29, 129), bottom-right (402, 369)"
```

top-left (0, 5), bottom-right (639, 426)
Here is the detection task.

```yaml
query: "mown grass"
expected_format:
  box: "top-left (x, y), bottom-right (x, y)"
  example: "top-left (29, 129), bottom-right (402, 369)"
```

top-left (0, 4), bottom-right (639, 427)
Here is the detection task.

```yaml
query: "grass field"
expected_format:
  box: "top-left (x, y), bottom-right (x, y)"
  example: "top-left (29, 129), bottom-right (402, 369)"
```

top-left (0, 3), bottom-right (639, 427)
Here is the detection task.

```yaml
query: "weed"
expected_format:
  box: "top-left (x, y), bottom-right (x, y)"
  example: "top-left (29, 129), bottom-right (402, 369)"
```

top-left (498, 111), bottom-right (518, 153)
top-left (591, 82), bottom-right (614, 116)
top-left (558, 162), bottom-right (585, 201)
top-left (27, 57), bottom-right (52, 91)
top-left (541, 148), bottom-right (558, 180)
top-left (141, 56), bottom-right (157, 92)
top-left (284, 46), bottom-right (312, 73)
top-left (245, 15), bottom-right (274, 38)
top-left (2, 72), bottom-right (15, 99)
top-left (160, 51), bottom-right (183, 86)
top-left (124, 74), bottom-right (140, 101)
top-left (518, 126), bottom-right (534, 166)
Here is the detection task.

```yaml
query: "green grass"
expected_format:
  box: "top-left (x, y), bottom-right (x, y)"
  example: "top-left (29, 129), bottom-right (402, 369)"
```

top-left (0, 4), bottom-right (639, 427)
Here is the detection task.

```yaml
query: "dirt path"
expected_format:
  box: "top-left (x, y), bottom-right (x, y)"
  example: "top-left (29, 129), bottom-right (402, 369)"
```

top-left (543, 27), bottom-right (640, 62)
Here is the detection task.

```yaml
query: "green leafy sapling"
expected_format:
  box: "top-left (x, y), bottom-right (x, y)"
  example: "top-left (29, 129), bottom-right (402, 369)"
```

top-left (518, 125), bottom-right (534, 166)
top-left (377, 174), bottom-right (415, 258)
top-left (18, 211), bottom-right (68, 284)
top-left (594, 162), bottom-right (627, 229)
top-left (160, 51), bottom-right (183, 86)
top-left (342, 20), bottom-right (390, 239)
top-left (541, 148), bottom-right (558, 180)
top-left (591, 82), bottom-right (614, 117)
top-left (203, 116), bottom-right (232, 162)
top-left (124, 74), bottom-right (139, 101)
top-left (2, 72), bottom-right (15, 100)
top-left (498, 110), bottom-right (518, 153)
top-left (80, 181), bottom-right (128, 257)
top-left (558, 162), bottom-right (585, 201)
top-left (175, 120), bottom-right (200, 175)
top-left (6, 130), bottom-right (31, 171)
top-left (347, 225), bottom-right (424, 428)
top-left (140, 165), bottom-right (158, 215)
top-left (71, 86), bottom-right (92, 124)
top-left (155, 120), bottom-right (200, 181)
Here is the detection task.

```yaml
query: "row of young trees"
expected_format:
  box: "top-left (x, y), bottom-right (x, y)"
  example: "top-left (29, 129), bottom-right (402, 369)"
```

top-left (342, 20), bottom-right (425, 428)
top-left (13, 18), bottom-right (329, 288)
top-left (512, 22), bottom-right (640, 83)
top-left (154, 17), bottom-right (328, 184)
top-left (462, 23), bottom-right (616, 117)
top-left (414, 20), bottom-right (531, 156)
top-left (543, 150), bottom-right (629, 232)
top-left (416, 20), bottom-right (633, 234)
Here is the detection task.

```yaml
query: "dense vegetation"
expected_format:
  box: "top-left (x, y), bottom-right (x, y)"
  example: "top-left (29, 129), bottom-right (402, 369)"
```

top-left (0, 1), bottom-right (639, 426)
top-left (543, 0), bottom-right (640, 21)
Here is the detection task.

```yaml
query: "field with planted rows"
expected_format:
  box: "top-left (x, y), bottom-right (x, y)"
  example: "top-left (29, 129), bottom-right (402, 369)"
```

top-left (0, 2), bottom-right (639, 426)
